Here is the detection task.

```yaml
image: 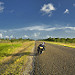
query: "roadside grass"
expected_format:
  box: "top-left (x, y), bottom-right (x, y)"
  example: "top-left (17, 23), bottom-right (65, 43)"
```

top-left (0, 41), bottom-right (35, 75)
top-left (0, 43), bottom-right (22, 61)
top-left (43, 41), bottom-right (75, 48)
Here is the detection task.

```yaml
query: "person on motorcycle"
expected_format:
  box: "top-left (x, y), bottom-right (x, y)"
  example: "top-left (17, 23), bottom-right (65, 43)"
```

top-left (37, 42), bottom-right (45, 54)
top-left (42, 42), bottom-right (45, 50)
top-left (42, 42), bottom-right (45, 45)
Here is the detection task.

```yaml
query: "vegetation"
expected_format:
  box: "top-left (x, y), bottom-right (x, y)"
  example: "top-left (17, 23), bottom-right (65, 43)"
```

top-left (0, 38), bottom-right (33, 43)
top-left (0, 43), bottom-right (22, 61)
top-left (39, 37), bottom-right (75, 48)
top-left (41, 37), bottom-right (75, 43)
top-left (0, 39), bottom-right (35, 75)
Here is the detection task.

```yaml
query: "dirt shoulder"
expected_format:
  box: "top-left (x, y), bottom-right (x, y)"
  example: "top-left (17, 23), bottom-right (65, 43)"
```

top-left (23, 44), bottom-right (35, 75)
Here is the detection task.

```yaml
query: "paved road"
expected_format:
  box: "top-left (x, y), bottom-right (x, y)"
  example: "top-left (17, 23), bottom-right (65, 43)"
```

top-left (32, 41), bottom-right (75, 75)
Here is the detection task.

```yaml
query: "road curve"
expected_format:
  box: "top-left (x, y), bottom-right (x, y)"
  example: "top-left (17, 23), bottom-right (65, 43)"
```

top-left (31, 41), bottom-right (75, 75)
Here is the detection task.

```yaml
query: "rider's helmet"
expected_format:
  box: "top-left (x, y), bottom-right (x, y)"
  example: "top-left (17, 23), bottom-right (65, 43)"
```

top-left (42, 42), bottom-right (45, 45)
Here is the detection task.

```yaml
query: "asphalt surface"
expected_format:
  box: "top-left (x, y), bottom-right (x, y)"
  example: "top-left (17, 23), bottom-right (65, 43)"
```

top-left (31, 41), bottom-right (75, 75)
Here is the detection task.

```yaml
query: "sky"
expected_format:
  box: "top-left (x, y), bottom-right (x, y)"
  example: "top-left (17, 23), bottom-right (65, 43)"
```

top-left (0, 0), bottom-right (75, 39)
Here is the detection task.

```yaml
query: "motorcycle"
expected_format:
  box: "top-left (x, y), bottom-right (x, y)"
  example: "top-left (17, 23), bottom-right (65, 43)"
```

top-left (37, 46), bottom-right (45, 54)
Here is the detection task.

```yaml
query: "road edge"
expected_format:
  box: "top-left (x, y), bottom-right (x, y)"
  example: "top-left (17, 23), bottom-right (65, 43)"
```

top-left (23, 41), bottom-right (35, 75)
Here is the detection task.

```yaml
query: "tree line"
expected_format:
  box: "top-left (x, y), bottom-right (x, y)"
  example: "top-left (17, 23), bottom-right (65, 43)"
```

top-left (0, 38), bottom-right (33, 43)
top-left (41, 37), bottom-right (75, 43)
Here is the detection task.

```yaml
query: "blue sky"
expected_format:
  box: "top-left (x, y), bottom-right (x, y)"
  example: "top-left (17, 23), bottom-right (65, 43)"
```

top-left (0, 0), bottom-right (75, 39)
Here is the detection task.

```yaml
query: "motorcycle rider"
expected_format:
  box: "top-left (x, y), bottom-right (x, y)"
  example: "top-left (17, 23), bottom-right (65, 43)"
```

top-left (42, 42), bottom-right (45, 50)
top-left (37, 42), bottom-right (45, 54)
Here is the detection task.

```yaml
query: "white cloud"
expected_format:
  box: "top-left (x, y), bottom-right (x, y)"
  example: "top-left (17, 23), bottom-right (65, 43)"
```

top-left (0, 25), bottom-right (75, 39)
top-left (25, 26), bottom-right (46, 31)
top-left (65, 30), bottom-right (75, 33)
top-left (64, 27), bottom-right (75, 30)
top-left (0, 33), bottom-right (3, 38)
top-left (64, 9), bottom-right (69, 14)
top-left (46, 35), bottom-right (50, 38)
top-left (34, 33), bottom-right (37, 37)
top-left (0, 1), bottom-right (4, 13)
top-left (0, 30), bottom-right (7, 33)
top-left (7, 25), bottom-right (46, 31)
top-left (24, 26), bottom-right (75, 31)
top-left (23, 25), bottom-right (57, 31)
top-left (0, 2), bottom-right (4, 5)
top-left (33, 32), bottom-right (40, 37)
top-left (24, 35), bottom-right (29, 38)
top-left (73, 3), bottom-right (75, 7)
top-left (5, 36), bottom-right (9, 38)
top-left (10, 10), bottom-right (14, 13)
top-left (4, 31), bottom-right (7, 33)
top-left (43, 35), bottom-right (54, 39)
top-left (10, 35), bottom-right (14, 38)
top-left (1, 25), bottom-right (75, 32)
top-left (40, 3), bottom-right (56, 16)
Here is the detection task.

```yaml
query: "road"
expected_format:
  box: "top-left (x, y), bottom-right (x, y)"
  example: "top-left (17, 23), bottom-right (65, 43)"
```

top-left (31, 41), bottom-right (75, 75)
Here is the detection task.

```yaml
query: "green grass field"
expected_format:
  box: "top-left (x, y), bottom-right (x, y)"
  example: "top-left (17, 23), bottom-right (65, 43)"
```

top-left (0, 41), bottom-right (35, 75)
top-left (0, 43), bottom-right (22, 60)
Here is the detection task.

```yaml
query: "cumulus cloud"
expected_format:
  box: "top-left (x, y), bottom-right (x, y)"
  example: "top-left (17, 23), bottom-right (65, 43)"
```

top-left (0, 1), bottom-right (4, 13)
top-left (43, 35), bottom-right (54, 39)
top-left (5, 36), bottom-right (9, 38)
top-left (10, 35), bottom-right (14, 38)
top-left (40, 3), bottom-right (56, 16)
top-left (24, 35), bottom-right (29, 38)
top-left (33, 32), bottom-right (40, 37)
top-left (64, 9), bottom-right (69, 14)
top-left (0, 33), bottom-right (3, 38)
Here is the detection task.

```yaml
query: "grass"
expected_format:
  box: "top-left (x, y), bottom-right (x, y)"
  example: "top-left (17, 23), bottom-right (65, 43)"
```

top-left (44, 41), bottom-right (75, 48)
top-left (0, 41), bottom-right (35, 75)
top-left (0, 43), bottom-right (22, 61)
